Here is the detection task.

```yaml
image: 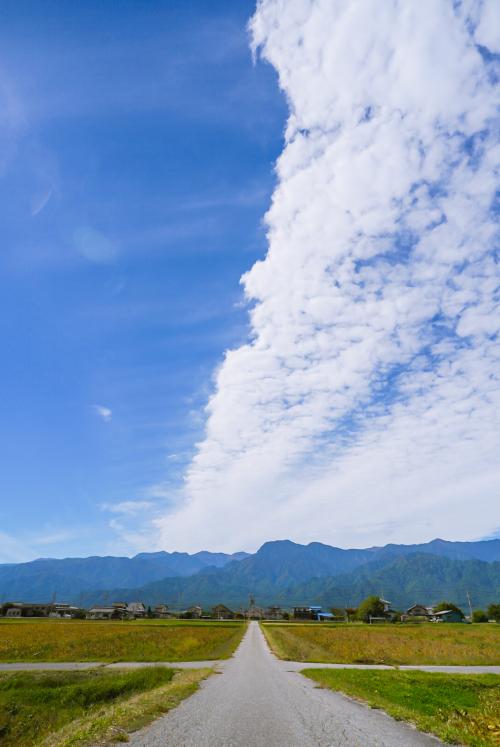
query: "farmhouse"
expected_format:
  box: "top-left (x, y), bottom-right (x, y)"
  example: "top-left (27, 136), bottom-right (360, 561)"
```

top-left (293, 606), bottom-right (314, 619)
top-left (87, 606), bottom-right (122, 620)
top-left (5, 602), bottom-right (52, 617)
top-left (212, 604), bottom-right (235, 620)
top-left (246, 603), bottom-right (266, 619)
top-left (1, 602), bottom-right (82, 618)
top-left (405, 604), bottom-right (432, 617)
top-left (153, 604), bottom-right (170, 618)
top-left (185, 605), bottom-right (203, 618)
top-left (87, 602), bottom-right (131, 620)
top-left (293, 605), bottom-right (333, 621)
top-left (431, 609), bottom-right (464, 623)
top-left (380, 598), bottom-right (395, 615)
top-left (126, 601), bottom-right (146, 618)
top-left (265, 605), bottom-right (286, 620)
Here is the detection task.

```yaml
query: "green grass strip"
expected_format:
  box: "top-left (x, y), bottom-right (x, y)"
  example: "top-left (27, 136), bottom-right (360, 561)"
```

top-left (303, 669), bottom-right (500, 746)
top-left (0, 666), bottom-right (209, 745)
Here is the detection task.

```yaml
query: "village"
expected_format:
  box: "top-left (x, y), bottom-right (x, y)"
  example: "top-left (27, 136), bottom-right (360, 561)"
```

top-left (0, 597), bottom-right (471, 623)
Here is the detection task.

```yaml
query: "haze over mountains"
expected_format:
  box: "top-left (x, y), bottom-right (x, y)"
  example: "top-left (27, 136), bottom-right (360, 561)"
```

top-left (0, 550), bottom-right (249, 602)
top-left (1, 538), bottom-right (499, 611)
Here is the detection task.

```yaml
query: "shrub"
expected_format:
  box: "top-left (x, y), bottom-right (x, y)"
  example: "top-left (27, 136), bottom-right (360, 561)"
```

top-left (487, 604), bottom-right (500, 622)
top-left (472, 610), bottom-right (488, 623)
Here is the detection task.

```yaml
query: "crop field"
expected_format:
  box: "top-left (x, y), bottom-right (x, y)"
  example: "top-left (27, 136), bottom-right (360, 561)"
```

top-left (0, 666), bottom-right (209, 746)
top-left (303, 669), bottom-right (500, 747)
top-left (0, 620), bottom-right (246, 662)
top-left (262, 622), bottom-right (500, 665)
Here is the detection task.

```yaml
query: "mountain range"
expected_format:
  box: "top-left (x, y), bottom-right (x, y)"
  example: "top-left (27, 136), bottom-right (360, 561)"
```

top-left (1, 537), bottom-right (499, 611)
top-left (0, 550), bottom-right (249, 602)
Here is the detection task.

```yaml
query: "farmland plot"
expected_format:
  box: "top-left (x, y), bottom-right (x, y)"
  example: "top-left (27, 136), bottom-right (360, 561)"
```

top-left (262, 622), bottom-right (500, 665)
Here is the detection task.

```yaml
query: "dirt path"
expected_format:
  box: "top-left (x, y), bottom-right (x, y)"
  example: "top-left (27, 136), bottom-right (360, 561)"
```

top-left (128, 621), bottom-right (442, 746)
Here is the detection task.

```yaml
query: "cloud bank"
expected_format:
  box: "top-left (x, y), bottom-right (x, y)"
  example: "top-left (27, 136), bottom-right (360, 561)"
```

top-left (158, 0), bottom-right (500, 552)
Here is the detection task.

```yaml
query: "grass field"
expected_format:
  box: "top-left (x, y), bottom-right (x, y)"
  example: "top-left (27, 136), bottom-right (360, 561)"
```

top-left (262, 622), bottom-right (500, 665)
top-left (303, 669), bottom-right (500, 747)
top-left (0, 666), bottom-right (209, 746)
top-left (0, 620), bottom-right (246, 662)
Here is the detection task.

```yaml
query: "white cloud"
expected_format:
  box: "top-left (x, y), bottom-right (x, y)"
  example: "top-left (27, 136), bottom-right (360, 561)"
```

top-left (93, 404), bottom-right (112, 422)
top-left (156, 0), bottom-right (500, 552)
top-left (75, 227), bottom-right (117, 264)
top-left (102, 500), bottom-right (154, 516)
top-left (0, 531), bottom-right (31, 563)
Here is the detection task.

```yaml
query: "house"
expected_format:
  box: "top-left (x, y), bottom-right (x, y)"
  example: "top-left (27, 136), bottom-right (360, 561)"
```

top-left (264, 606), bottom-right (286, 620)
top-left (401, 604), bottom-right (432, 621)
top-left (87, 606), bottom-right (120, 620)
top-left (87, 607), bottom-right (113, 620)
top-left (87, 602), bottom-right (128, 620)
top-left (317, 611), bottom-right (335, 621)
top-left (3, 602), bottom-right (51, 618)
top-left (211, 604), bottom-right (234, 620)
top-left (2, 602), bottom-right (83, 619)
top-left (153, 604), bottom-right (170, 619)
top-left (293, 606), bottom-right (315, 619)
top-left (126, 602), bottom-right (146, 619)
top-left (186, 605), bottom-right (203, 619)
top-left (4, 604), bottom-right (23, 617)
top-left (246, 603), bottom-right (265, 619)
top-left (431, 609), bottom-right (464, 623)
top-left (380, 599), bottom-right (394, 615)
top-left (405, 604), bottom-right (431, 617)
top-left (293, 606), bottom-right (330, 621)
top-left (50, 604), bottom-right (82, 619)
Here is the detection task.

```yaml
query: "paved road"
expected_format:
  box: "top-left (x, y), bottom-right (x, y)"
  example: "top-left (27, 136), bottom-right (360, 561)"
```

top-left (0, 661), bottom-right (216, 671)
top-left (129, 622), bottom-right (441, 747)
top-left (283, 661), bottom-right (500, 674)
top-left (2, 659), bottom-right (498, 674)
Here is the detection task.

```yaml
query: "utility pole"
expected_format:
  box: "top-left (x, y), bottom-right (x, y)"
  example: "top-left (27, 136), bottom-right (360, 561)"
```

top-left (466, 590), bottom-right (473, 621)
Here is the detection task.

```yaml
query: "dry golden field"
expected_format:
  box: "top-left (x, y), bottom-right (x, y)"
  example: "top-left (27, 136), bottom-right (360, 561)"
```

top-left (0, 620), bottom-right (246, 662)
top-left (262, 622), bottom-right (500, 665)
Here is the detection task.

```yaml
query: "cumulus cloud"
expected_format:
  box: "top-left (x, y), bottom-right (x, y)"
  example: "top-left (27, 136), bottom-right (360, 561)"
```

top-left (93, 404), bottom-right (112, 422)
top-left (156, 0), bottom-right (500, 552)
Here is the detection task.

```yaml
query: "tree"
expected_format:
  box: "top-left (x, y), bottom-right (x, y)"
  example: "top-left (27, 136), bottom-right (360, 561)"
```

top-left (434, 601), bottom-right (464, 618)
top-left (147, 605), bottom-right (153, 619)
top-left (487, 604), bottom-right (500, 622)
top-left (472, 610), bottom-right (488, 623)
top-left (330, 607), bottom-right (345, 619)
top-left (345, 607), bottom-right (357, 622)
top-left (356, 596), bottom-right (386, 622)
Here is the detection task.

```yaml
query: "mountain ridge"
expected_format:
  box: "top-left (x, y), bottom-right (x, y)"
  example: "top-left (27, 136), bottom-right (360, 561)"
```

top-left (2, 537), bottom-right (497, 609)
top-left (77, 551), bottom-right (500, 611)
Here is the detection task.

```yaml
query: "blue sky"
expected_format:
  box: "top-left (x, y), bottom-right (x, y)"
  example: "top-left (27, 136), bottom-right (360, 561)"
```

top-left (2, 0), bottom-right (499, 561)
top-left (0, 0), bottom-right (286, 560)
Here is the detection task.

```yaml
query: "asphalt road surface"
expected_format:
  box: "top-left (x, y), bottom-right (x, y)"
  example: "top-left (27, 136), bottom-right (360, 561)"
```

top-left (129, 621), bottom-right (441, 747)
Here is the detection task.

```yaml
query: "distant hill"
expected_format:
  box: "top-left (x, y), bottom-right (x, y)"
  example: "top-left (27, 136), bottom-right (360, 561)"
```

top-left (367, 537), bottom-right (500, 563)
top-left (284, 554), bottom-right (500, 611)
top-left (0, 550), bottom-right (249, 602)
top-left (75, 538), bottom-right (500, 610)
top-left (2, 537), bottom-right (500, 608)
